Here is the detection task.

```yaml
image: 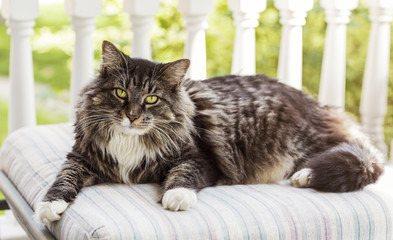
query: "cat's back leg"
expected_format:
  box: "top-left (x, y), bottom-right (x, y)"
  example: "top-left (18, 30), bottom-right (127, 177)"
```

top-left (290, 105), bottom-right (385, 192)
top-left (290, 168), bottom-right (312, 188)
top-left (290, 142), bottom-right (384, 192)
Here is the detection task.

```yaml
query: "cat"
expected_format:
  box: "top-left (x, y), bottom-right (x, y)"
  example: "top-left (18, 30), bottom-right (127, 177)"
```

top-left (35, 40), bottom-right (384, 225)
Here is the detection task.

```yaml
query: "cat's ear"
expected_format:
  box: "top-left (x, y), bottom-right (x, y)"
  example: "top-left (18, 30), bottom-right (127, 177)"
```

top-left (101, 40), bottom-right (124, 64)
top-left (161, 59), bottom-right (190, 88)
top-left (100, 41), bottom-right (129, 75)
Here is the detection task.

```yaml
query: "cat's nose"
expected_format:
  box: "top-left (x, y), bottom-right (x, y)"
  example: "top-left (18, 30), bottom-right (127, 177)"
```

top-left (127, 105), bottom-right (142, 123)
top-left (127, 114), bottom-right (139, 123)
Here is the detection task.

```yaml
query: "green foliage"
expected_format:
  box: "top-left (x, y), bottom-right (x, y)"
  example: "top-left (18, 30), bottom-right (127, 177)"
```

top-left (151, 0), bottom-right (185, 62)
top-left (0, 101), bottom-right (7, 145)
top-left (255, 0), bottom-right (281, 80)
top-left (32, 4), bottom-right (73, 92)
top-left (0, 25), bottom-right (10, 76)
top-left (0, 100), bottom-right (68, 145)
top-left (302, 3), bottom-right (326, 96)
top-left (206, 0), bottom-right (234, 77)
top-left (33, 48), bottom-right (71, 91)
top-left (37, 109), bottom-right (69, 125)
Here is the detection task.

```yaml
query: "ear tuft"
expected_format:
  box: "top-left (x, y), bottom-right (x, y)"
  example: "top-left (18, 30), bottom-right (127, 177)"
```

top-left (102, 40), bottom-right (123, 65)
top-left (161, 59), bottom-right (190, 87)
top-left (100, 40), bottom-right (133, 77)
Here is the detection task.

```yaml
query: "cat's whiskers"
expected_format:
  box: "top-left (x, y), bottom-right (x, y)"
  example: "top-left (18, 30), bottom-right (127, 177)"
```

top-left (79, 113), bottom-right (113, 118)
top-left (152, 121), bottom-right (177, 132)
top-left (153, 122), bottom-right (194, 147)
top-left (150, 119), bottom-right (194, 157)
top-left (77, 112), bottom-right (118, 122)
top-left (152, 121), bottom-right (184, 140)
top-left (96, 120), bottom-right (118, 134)
top-left (154, 119), bottom-right (201, 139)
top-left (75, 115), bottom-right (109, 128)
top-left (77, 116), bottom-right (116, 127)
top-left (76, 114), bottom-right (120, 135)
top-left (150, 124), bottom-right (177, 146)
top-left (149, 124), bottom-right (180, 155)
top-left (76, 120), bottom-right (111, 134)
top-left (161, 119), bottom-right (214, 136)
top-left (81, 109), bottom-right (116, 113)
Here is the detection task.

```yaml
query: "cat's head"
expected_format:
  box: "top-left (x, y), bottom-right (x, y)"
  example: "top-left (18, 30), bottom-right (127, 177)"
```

top-left (76, 41), bottom-right (195, 147)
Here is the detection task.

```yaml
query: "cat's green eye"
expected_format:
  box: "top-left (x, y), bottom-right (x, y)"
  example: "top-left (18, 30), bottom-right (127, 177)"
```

top-left (115, 89), bottom-right (127, 99)
top-left (145, 95), bottom-right (158, 104)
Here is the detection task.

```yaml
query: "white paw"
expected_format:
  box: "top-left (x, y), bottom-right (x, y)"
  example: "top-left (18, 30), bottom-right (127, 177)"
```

top-left (162, 188), bottom-right (197, 211)
top-left (35, 200), bottom-right (70, 225)
top-left (290, 168), bottom-right (313, 188)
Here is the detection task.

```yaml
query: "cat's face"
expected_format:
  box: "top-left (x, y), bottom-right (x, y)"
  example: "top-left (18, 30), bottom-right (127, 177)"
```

top-left (78, 41), bottom-right (193, 139)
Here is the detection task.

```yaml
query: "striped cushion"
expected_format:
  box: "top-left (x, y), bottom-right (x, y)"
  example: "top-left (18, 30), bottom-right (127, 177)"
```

top-left (0, 124), bottom-right (392, 239)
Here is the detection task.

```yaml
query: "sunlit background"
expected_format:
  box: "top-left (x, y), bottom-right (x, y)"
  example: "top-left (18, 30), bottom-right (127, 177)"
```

top-left (0, 0), bottom-right (392, 151)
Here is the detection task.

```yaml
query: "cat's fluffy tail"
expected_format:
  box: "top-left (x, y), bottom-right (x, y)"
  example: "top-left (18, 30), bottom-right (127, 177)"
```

top-left (307, 142), bottom-right (384, 192)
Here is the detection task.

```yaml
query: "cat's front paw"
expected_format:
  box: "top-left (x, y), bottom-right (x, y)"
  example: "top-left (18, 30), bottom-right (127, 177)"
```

top-left (35, 200), bottom-right (70, 225)
top-left (290, 168), bottom-right (313, 188)
top-left (162, 188), bottom-right (197, 211)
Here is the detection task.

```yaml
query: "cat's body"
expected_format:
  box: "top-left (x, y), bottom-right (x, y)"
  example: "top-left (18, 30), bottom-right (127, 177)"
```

top-left (36, 41), bottom-right (384, 225)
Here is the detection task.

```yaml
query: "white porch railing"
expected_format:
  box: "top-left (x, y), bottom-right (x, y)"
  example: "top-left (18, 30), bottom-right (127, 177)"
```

top-left (1, 0), bottom-right (39, 133)
top-left (1, 0), bottom-right (392, 160)
top-left (360, 0), bottom-right (393, 155)
top-left (318, 0), bottom-right (358, 109)
top-left (275, 0), bottom-right (313, 90)
top-left (65, 0), bottom-right (102, 120)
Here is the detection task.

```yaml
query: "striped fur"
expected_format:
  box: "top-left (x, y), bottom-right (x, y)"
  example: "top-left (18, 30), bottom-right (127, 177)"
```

top-left (36, 41), bottom-right (385, 224)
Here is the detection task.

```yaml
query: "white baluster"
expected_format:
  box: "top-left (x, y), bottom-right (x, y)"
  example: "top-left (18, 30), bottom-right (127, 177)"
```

top-left (318, 0), bottom-right (358, 109)
top-left (274, 0), bottom-right (313, 90)
top-left (179, 0), bottom-right (214, 80)
top-left (1, 0), bottom-right (39, 133)
top-left (65, 0), bottom-right (102, 120)
top-left (228, 0), bottom-right (266, 75)
top-left (360, 0), bottom-right (393, 154)
top-left (124, 0), bottom-right (160, 59)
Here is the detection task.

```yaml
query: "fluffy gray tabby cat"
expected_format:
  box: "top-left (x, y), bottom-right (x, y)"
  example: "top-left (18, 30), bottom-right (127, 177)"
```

top-left (36, 41), bottom-right (384, 225)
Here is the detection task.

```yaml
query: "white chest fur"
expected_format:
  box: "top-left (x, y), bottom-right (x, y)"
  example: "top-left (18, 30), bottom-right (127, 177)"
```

top-left (105, 130), bottom-right (157, 184)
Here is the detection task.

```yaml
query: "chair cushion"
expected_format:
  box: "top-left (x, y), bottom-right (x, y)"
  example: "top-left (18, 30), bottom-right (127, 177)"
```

top-left (1, 124), bottom-right (393, 239)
